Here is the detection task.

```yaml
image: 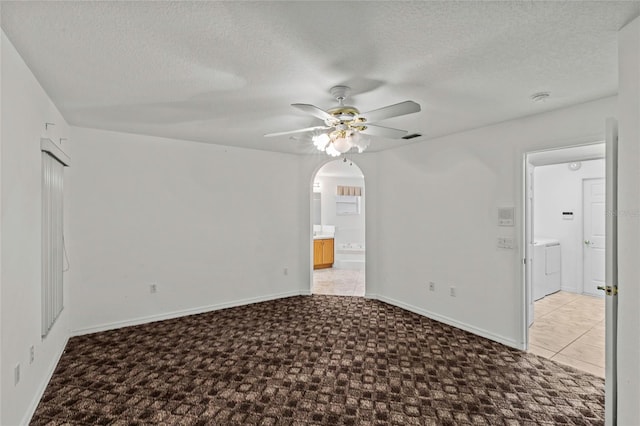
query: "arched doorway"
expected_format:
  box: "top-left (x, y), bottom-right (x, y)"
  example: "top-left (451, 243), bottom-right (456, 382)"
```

top-left (311, 159), bottom-right (365, 296)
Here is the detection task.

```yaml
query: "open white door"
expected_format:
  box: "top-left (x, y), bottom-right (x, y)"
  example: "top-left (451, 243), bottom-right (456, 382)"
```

top-left (603, 118), bottom-right (618, 425)
top-left (583, 178), bottom-right (606, 296)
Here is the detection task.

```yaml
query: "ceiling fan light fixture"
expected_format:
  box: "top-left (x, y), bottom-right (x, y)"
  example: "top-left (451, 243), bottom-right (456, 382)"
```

top-left (351, 133), bottom-right (371, 154)
top-left (312, 133), bottom-right (330, 150)
top-left (325, 143), bottom-right (341, 157)
top-left (332, 135), bottom-right (352, 153)
top-left (311, 128), bottom-right (369, 156)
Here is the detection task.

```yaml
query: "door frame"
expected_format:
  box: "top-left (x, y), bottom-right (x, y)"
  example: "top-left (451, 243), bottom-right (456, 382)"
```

top-left (521, 142), bottom-right (606, 346)
top-left (522, 135), bottom-right (617, 423)
top-left (309, 158), bottom-right (366, 294)
top-left (603, 118), bottom-right (618, 425)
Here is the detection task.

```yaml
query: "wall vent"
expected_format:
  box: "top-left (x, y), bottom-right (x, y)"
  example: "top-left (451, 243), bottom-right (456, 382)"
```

top-left (401, 133), bottom-right (422, 140)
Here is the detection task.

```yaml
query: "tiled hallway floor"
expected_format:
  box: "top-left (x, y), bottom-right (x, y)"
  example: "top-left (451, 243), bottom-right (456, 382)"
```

top-left (312, 268), bottom-right (365, 296)
top-left (528, 291), bottom-right (605, 377)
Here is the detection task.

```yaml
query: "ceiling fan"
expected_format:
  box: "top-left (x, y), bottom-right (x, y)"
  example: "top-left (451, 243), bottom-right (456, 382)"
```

top-left (265, 86), bottom-right (421, 156)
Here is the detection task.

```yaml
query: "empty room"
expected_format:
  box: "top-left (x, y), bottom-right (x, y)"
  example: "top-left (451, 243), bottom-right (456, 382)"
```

top-left (1, 2), bottom-right (639, 425)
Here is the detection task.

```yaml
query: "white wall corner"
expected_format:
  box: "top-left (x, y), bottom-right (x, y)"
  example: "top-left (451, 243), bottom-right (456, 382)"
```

top-left (19, 337), bottom-right (70, 426)
top-left (373, 294), bottom-right (525, 351)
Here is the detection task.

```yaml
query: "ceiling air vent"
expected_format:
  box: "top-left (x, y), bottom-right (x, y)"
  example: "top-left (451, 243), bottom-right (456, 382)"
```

top-left (401, 133), bottom-right (422, 140)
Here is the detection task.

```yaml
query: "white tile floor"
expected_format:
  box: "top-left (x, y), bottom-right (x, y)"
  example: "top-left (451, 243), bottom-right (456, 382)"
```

top-left (528, 291), bottom-right (605, 377)
top-left (312, 268), bottom-right (365, 296)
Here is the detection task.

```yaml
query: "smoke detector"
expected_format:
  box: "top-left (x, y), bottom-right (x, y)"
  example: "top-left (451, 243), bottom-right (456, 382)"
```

top-left (568, 161), bottom-right (582, 171)
top-left (530, 92), bottom-right (551, 103)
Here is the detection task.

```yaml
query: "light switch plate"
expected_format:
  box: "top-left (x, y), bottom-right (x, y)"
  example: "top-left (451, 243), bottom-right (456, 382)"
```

top-left (497, 237), bottom-right (515, 249)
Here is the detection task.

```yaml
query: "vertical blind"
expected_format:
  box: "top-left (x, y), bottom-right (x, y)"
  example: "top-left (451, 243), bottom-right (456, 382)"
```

top-left (42, 152), bottom-right (65, 337)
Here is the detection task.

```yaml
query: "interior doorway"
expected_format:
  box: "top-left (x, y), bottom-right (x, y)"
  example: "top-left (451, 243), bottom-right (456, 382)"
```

top-left (524, 143), bottom-right (606, 377)
top-left (311, 159), bottom-right (365, 296)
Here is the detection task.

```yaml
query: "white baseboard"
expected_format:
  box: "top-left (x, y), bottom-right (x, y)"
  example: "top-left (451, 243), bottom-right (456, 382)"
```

top-left (20, 335), bottom-right (70, 426)
top-left (72, 290), bottom-right (305, 337)
top-left (373, 294), bottom-right (524, 350)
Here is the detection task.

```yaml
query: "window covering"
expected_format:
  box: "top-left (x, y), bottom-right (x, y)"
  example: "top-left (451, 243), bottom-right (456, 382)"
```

top-left (42, 152), bottom-right (65, 337)
top-left (336, 185), bottom-right (362, 196)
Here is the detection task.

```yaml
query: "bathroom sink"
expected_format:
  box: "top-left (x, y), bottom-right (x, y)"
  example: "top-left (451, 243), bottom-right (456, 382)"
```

top-left (313, 234), bottom-right (334, 240)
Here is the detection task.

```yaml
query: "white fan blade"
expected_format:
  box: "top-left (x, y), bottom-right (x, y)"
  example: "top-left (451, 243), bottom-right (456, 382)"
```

top-left (264, 125), bottom-right (330, 137)
top-left (291, 103), bottom-right (334, 121)
top-left (361, 100), bottom-right (421, 123)
top-left (360, 124), bottom-right (408, 139)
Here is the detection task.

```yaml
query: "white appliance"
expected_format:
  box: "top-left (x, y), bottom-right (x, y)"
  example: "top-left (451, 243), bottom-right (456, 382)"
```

top-left (533, 238), bottom-right (561, 301)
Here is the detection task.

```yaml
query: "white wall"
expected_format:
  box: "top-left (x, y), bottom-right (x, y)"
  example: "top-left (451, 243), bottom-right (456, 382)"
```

top-left (1, 31), bottom-right (71, 426)
top-left (617, 15), bottom-right (640, 426)
top-left (67, 127), bottom-right (305, 334)
top-left (533, 159), bottom-right (605, 293)
top-left (316, 175), bottom-right (365, 246)
top-left (361, 97), bottom-right (616, 349)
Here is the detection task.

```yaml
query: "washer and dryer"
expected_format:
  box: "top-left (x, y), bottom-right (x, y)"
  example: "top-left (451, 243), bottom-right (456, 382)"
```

top-left (533, 238), bottom-right (561, 301)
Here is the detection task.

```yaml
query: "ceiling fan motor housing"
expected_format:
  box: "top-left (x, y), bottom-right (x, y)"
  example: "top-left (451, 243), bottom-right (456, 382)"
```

top-left (325, 107), bottom-right (367, 131)
top-left (326, 86), bottom-right (364, 128)
top-left (327, 105), bottom-right (361, 120)
top-left (329, 85), bottom-right (351, 102)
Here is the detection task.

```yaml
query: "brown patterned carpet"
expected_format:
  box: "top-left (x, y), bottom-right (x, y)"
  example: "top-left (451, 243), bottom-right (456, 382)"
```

top-left (31, 296), bottom-right (604, 425)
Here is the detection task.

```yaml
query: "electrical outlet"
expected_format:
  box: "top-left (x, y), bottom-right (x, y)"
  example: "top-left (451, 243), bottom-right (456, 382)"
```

top-left (30, 346), bottom-right (35, 364)
top-left (150, 284), bottom-right (157, 294)
top-left (450, 287), bottom-right (456, 297)
top-left (14, 364), bottom-right (20, 385)
top-left (283, 267), bottom-right (288, 276)
top-left (429, 282), bottom-right (435, 291)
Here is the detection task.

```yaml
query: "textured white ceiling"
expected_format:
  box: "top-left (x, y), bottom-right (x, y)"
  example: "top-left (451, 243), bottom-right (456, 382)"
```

top-left (2, 1), bottom-right (639, 154)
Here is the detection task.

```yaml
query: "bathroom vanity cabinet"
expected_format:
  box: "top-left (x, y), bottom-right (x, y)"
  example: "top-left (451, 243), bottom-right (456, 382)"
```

top-left (313, 238), bottom-right (334, 269)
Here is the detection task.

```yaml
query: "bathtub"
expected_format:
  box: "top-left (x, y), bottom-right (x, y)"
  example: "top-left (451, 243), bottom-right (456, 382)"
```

top-left (335, 243), bottom-right (365, 270)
